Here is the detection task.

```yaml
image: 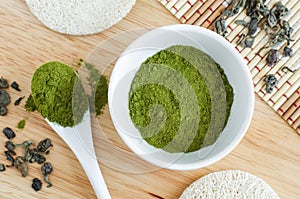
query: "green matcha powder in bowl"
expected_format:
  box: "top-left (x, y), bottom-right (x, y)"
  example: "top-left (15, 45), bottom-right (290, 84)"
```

top-left (109, 25), bottom-right (254, 170)
top-left (129, 45), bottom-right (234, 153)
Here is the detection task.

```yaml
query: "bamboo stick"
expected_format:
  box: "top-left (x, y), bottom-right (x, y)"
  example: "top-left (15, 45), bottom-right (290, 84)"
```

top-left (186, 0), bottom-right (215, 24)
top-left (278, 89), bottom-right (300, 115)
top-left (166, 0), bottom-right (180, 10)
top-left (274, 85), bottom-right (300, 112)
top-left (272, 83), bottom-right (300, 111)
top-left (283, 97), bottom-right (300, 120)
top-left (159, 0), bottom-right (170, 6)
top-left (175, 0), bottom-right (198, 19)
top-left (170, 0), bottom-right (188, 14)
top-left (193, 0), bottom-right (225, 26)
top-left (180, 1), bottom-right (205, 23)
top-left (292, 116), bottom-right (300, 130)
top-left (287, 106), bottom-right (300, 125)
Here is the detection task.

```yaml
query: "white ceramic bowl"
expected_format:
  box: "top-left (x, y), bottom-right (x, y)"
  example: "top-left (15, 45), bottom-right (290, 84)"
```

top-left (108, 24), bottom-right (254, 170)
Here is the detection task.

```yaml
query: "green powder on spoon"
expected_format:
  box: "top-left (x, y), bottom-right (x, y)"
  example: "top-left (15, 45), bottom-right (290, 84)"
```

top-left (28, 61), bottom-right (88, 127)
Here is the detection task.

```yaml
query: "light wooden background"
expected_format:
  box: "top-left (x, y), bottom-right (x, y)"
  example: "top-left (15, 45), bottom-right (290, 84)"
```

top-left (0, 0), bottom-right (299, 198)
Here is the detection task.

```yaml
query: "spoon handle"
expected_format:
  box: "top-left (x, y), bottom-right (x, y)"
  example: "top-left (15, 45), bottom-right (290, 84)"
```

top-left (46, 114), bottom-right (111, 199)
top-left (65, 133), bottom-right (111, 199)
top-left (78, 151), bottom-right (111, 199)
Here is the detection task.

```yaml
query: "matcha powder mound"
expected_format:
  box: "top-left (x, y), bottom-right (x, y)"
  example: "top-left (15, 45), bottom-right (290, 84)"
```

top-left (30, 61), bottom-right (88, 127)
top-left (129, 45), bottom-right (234, 153)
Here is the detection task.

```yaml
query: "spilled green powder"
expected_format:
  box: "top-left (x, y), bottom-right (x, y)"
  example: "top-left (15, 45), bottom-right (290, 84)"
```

top-left (25, 95), bottom-right (36, 112)
top-left (84, 62), bottom-right (108, 116)
top-left (94, 76), bottom-right (108, 115)
top-left (129, 45), bottom-right (234, 153)
top-left (17, 119), bottom-right (26, 129)
top-left (29, 61), bottom-right (88, 127)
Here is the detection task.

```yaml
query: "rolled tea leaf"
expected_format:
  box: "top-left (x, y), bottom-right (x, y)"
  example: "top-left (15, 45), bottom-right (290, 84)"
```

top-left (268, 12), bottom-right (277, 28)
top-left (235, 19), bottom-right (248, 27)
top-left (241, 36), bottom-right (255, 48)
top-left (222, 0), bottom-right (246, 17)
top-left (214, 17), bottom-right (228, 37)
top-left (249, 17), bottom-right (258, 36)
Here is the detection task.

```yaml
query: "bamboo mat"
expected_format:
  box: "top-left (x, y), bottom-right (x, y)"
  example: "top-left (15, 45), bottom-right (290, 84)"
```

top-left (159, 0), bottom-right (300, 134)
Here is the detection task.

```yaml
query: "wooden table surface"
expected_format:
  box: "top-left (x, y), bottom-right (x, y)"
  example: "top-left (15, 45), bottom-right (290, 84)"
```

top-left (0, 0), bottom-right (299, 198)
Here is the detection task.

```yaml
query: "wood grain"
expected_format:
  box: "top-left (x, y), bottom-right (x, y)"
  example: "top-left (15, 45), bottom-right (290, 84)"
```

top-left (0, 0), bottom-right (299, 198)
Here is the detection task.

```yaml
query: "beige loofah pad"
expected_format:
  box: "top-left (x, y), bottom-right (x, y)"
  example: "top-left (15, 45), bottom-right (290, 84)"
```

top-left (26, 0), bottom-right (136, 35)
top-left (180, 170), bottom-right (280, 199)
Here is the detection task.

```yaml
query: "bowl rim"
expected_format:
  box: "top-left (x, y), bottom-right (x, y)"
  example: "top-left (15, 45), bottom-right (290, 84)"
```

top-left (108, 24), bottom-right (255, 170)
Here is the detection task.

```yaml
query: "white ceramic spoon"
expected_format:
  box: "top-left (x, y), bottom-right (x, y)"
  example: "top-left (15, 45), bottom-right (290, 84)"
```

top-left (45, 109), bottom-right (111, 199)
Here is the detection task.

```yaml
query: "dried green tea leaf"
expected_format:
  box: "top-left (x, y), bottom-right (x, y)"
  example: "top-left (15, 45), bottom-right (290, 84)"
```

top-left (283, 46), bottom-right (293, 57)
top-left (0, 77), bottom-right (9, 89)
top-left (263, 74), bottom-right (278, 93)
top-left (266, 49), bottom-right (279, 65)
top-left (32, 178), bottom-right (42, 191)
top-left (249, 17), bottom-right (258, 36)
top-left (237, 33), bottom-right (246, 45)
top-left (0, 105), bottom-right (7, 116)
top-left (222, 0), bottom-right (246, 17)
top-left (269, 33), bottom-right (285, 47)
top-left (242, 36), bottom-right (255, 48)
top-left (245, 0), bottom-right (256, 16)
top-left (274, 2), bottom-right (289, 20)
top-left (268, 12), bottom-right (277, 28)
top-left (214, 18), bottom-right (228, 37)
top-left (37, 138), bottom-right (53, 153)
top-left (281, 20), bottom-right (293, 39)
top-left (14, 156), bottom-right (28, 177)
top-left (235, 20), bottom-right (248, 27)
top-left (3, 127), bottom-right (15, 140)
top-left (5, 141), bottom-right (16, 155)
top-left (4, 151), bottom-right (14, 167)
top-left (257, 3), bottom-right (270, 17)
top-left (0, 90), bottom-right (10, 106)
top-left (14, 96), bottom-right (25, 106)
top-left (11, 81), bottom-right (21, 91)
top-left (281, 66), bottom-right (296, 73)
top-left (0, 164), bottom-right (5, 172)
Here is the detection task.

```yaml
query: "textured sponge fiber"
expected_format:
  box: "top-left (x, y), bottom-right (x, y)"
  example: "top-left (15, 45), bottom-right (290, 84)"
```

top-left (26, 0), bottom-right (136, 35)
top-left (180, 170), bottom-right (279, 199)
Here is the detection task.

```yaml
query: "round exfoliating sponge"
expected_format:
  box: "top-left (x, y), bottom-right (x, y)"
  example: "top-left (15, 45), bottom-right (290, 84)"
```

top-left (180, 170), bottom-right (279, 199)
top-left (26, 0), bottom-right (136, 35)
